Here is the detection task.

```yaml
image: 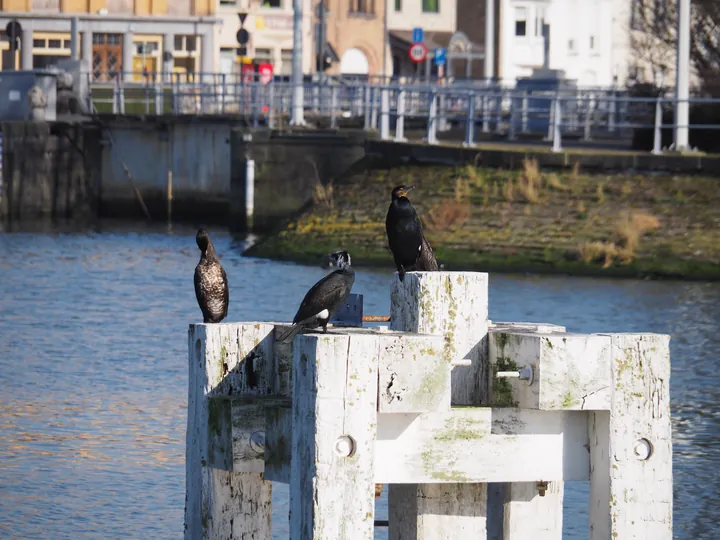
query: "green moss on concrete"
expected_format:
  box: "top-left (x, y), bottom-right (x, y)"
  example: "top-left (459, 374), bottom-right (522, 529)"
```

top-left (242, 164), bottom-right (720, 281)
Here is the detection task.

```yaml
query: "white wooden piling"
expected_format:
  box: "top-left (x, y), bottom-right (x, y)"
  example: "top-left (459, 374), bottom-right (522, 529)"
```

top-left (589, 333), bottom-right (672, 539)
top-left (388, 271), bottom-right (490, 540)
top-left (185, 323), bottom-right (275, 540)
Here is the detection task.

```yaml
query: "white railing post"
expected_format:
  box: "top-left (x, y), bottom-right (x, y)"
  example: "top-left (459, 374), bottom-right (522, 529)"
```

top-left (652, 97), bottom-right (663, 155)
top-left (521, 91), bottom-right (529, 133)
top-left (609, 90), bottom-right (617, 133)
top-left (395, 88), bottom-right (406, 142)
top-left (552, 97), bottom-right (562, 153)
top-left (370, 87), bottom-right (379, 130)
top-left (583, 93), bottom-right (593, 141)
top-left (380, 87), bottom-right (390, 140)
top-left (426, 90), bottom-right (438, 145)
top-left (464, 92), bottom-right (476, 147)
top-left (508, 93), bottom-right (517, 141)
top-left (330, 85), bottom-right (338, 129)
top-left (482, 94), bottom-right (490, 133)
top-left (363, 85), bottom-right (371, 130)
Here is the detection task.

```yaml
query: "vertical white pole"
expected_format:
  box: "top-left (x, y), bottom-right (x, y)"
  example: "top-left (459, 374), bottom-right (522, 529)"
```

top-left (290, 0), bottom-right (305, 126)
top-left (674, 0), bottom-right (690, 151)
top-left (484, 0), bottom-right (495, 80)
top-left (245, 159), bottom-right (255, 231)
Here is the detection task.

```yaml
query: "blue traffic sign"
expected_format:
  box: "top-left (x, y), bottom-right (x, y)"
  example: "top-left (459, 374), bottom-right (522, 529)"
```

top-left (412, 27), bottom-right (423, 43)
top-left (434, 47), bottom-right (446, 66)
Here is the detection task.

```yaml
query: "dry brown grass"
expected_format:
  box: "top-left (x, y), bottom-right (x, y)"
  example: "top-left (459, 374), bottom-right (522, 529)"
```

top-left (463, 165), bottom-right (484, 188)
top-left (546, 173), bottom-right (570, 192)
top-left (595, 183), bottom-right (605, 204)
top-left (579, 241), bottom-right (618, 268)
top-left (569, 161), bottom-right (581, 184)
top-left (425, 199), bottom-right (470, 232)
top-left (454, 177), bottom-right (472, 201)
top-left (516, 158), bottom-right (542, 204)
top-left (313, 183), bottom-right (334, 209)
top-left (502, 179), bottom-right (515, 202)
top-left (615, 211), bottom-right (661, 252)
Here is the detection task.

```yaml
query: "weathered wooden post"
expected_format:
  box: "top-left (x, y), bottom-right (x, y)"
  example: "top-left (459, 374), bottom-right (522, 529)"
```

top-left (185, 323), bottom-right (277, 539)
top-left (388, 272), bottom-right (490, 538)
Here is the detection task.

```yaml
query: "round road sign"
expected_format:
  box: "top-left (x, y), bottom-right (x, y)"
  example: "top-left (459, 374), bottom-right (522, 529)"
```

top-left (409, 42), bottom-right (428, 63)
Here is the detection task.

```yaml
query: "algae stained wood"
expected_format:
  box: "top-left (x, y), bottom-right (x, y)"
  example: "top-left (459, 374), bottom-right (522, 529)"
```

top-left (388, 272), bottom-right (490, 540)
top-left (489, 330), bottom-right (611, 410)
top-left (589, 333), bottom-right (672, 540)
top-left (185, 323), bottom-right (274, 540)
top-left (375, 409), bottom-right (589, 483)
top-left (290, 333), bottom-right (380, 540)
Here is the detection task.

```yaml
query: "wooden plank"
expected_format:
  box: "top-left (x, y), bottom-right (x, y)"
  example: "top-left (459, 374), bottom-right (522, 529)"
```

top-left (377, 332), bottom-right (448, 413)
top-left (375, 409), bottom-right (589, 483)
top-left (489, 331), bottom-right (612, 410)
top-left (388, 271), bottom-right (490, 540)
top-left (589, 333), bottom-right (672, 539)
top-left (290, 333), bottom-right (380, 540)
top-left (185, 323), bottom-right (273, 540)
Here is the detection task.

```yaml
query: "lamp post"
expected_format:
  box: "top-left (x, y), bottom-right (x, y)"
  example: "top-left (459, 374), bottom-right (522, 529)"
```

top-left (291, 0), bottom-right (306, 125)
top-left (674, 0), bottom-right (690, 151)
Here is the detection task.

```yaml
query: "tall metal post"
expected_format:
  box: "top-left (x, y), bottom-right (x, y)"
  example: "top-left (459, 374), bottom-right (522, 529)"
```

top-left (70, 17), bottom-right (79, 61)
top-left (484, 0), bottom-right (495, 80)
top-left (674, 0), bottom-right (690, 151)
top-left (290, 0), bottom-right (305, 125)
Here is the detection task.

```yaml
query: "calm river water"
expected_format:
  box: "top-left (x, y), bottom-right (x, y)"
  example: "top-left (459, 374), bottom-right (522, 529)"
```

top-left (0, 221), bottom-right (718, 539)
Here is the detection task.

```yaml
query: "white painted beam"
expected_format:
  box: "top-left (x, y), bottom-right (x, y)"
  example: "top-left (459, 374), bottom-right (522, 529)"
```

top-left (375, 408), bottom-right (589, 483)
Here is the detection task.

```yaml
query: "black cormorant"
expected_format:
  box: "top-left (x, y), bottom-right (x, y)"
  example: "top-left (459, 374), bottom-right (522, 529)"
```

top-left (385, 185), bottom-right (439, 281)
top-left (277, 250), bottom-right (355, 343)
top-left (194, 228), bottom-right (229, 323)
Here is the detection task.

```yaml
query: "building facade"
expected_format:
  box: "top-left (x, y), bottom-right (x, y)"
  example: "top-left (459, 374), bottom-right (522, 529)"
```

top-left (314, 0), bottom-right (388, 78)
top-left (459, 0), bottom-right (691, 89)
top-left (0, 0), bottom-right (219, 81)
top-left (216, 0), bottom-right (313, 78)
top-left (388, 0), bottom-right (457, 77)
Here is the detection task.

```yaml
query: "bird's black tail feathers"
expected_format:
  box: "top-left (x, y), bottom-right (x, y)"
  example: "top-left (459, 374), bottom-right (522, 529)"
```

top-left (277, 323), bottom-right (303, 344)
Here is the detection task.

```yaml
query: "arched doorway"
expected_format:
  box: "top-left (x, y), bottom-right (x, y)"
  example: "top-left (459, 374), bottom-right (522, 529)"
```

top-left (339, 48), bottom-right (369, 75)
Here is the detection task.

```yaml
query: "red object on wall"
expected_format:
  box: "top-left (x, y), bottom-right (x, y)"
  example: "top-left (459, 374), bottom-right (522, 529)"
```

top-left (241, 63), bottom-right (255, 83)
top-left (258, 63), bottom-right (274, 84)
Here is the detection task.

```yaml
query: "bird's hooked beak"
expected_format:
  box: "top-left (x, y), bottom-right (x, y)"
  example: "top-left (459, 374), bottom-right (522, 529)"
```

top-left (401, 185), bottom-right (416, 197)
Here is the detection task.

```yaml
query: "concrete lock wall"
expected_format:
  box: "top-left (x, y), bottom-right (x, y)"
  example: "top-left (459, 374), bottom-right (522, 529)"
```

top-left (0, 121), bottom-right (101, 221)
top-left (231, 129), bottom-right (367, 232)
top-left (99, 119), bottom-right (232, 221)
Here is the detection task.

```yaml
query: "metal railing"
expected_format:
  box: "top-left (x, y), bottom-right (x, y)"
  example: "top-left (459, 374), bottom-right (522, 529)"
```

top-left (86, 71), bottom-right (720, 154)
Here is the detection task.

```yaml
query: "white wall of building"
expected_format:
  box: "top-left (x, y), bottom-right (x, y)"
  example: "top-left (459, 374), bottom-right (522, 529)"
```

top-left (498, 0), bottom-right (622, 87)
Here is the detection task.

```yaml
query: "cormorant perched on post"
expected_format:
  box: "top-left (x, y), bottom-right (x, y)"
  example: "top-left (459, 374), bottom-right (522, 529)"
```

top-left (385, 185), bottom-right (439, 281)
top-left (194, 228), bottom-right (229, 323)
top-left (277, 250), bottom-right (355, 343)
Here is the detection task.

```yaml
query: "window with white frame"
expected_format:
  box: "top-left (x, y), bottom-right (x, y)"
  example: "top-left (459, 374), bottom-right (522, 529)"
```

top-left (515, 6), bottom-right (527, 37)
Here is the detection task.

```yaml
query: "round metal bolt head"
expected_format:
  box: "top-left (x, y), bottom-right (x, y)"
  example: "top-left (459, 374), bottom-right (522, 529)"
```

top-left (334, 435), bottom-right (356, 458)
top-left (634, 438), bottom-right (653, 461)
top-left (249, 430), bottom-right (266, 455)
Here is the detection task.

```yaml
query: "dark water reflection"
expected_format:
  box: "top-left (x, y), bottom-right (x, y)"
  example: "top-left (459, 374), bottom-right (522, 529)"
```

top-left (0, 222), bottom-right (718, 539)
